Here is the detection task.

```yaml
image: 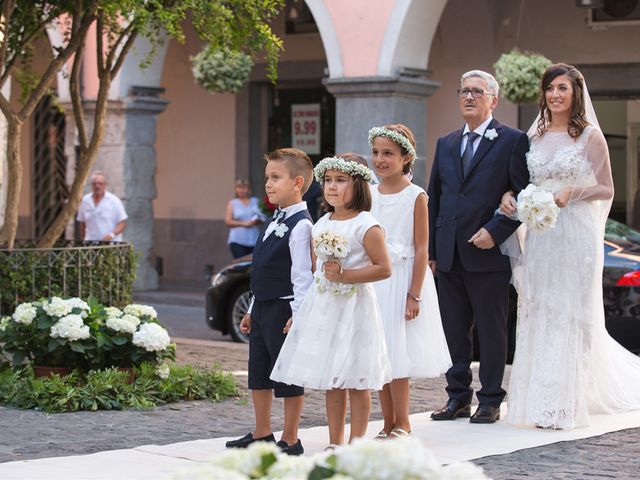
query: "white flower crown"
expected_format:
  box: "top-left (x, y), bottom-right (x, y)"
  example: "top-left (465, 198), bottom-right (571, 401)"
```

top-left (314, 156), bottom-right (375, 183)
top-left (368, 126), bottom-right (417, 160)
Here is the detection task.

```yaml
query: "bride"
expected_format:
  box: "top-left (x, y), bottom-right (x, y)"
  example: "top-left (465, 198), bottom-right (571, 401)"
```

top-left (500, 63), bottom-right (640, 429)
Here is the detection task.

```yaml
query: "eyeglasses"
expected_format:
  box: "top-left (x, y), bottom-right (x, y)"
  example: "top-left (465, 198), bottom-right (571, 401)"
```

top-left (457, 88), bottom-right (495, 99)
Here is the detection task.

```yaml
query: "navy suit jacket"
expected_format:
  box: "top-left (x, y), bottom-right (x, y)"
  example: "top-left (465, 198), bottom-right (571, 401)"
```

top-left (427, 118), bottom-right (530, 273)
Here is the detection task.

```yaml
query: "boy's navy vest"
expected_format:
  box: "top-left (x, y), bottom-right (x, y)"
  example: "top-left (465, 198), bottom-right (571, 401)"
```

top-left (250, 209), bottom-right (312, 301)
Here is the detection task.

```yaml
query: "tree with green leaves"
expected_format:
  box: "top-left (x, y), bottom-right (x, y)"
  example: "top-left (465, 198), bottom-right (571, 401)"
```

top-left (0, 0), bottom-right (284, 249)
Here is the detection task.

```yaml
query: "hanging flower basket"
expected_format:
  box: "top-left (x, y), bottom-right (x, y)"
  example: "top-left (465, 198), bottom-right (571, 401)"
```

top-left (191, 45), bottom-right (254, 94)
top-left (494, 49), bottom-right (552, 104)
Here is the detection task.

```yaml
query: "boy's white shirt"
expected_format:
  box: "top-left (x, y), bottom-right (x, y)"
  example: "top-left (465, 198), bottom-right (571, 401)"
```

top-left (247, 201), bottom-right (313, 319)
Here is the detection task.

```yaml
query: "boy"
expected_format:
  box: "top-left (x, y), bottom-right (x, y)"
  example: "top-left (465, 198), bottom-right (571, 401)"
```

top-left (226, 148), bottom-right (314, 455)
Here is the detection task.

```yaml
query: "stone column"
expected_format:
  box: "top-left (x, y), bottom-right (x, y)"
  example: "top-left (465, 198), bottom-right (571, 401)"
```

top-left (65, 90), bottom-right (168, 291)
top-left (324, 71), bottom-right (440, 187)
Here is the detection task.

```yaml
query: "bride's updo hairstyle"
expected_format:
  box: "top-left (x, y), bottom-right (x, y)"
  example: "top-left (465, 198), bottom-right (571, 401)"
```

top-left (537, 63), bottom-right (588, 139)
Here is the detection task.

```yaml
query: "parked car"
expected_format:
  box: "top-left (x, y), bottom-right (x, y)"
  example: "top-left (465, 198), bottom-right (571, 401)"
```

top-left (206, 219), bottom-right (640, 357)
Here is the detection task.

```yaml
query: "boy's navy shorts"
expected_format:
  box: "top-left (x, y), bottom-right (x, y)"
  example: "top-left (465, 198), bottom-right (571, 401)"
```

top-left (248, 298), bottom-right (304, 398)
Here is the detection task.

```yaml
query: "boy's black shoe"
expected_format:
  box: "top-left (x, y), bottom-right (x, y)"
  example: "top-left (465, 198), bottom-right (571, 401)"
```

top-left (276, 439), bottom-right (304, 456)
top-left (225, 432), bottom-right (276, 449)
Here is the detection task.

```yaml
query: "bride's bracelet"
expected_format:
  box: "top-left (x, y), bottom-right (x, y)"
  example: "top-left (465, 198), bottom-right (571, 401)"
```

top-left (407, 292), bottom-right (422, 303)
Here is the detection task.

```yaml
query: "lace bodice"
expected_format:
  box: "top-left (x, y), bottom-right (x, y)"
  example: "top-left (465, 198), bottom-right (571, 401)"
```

top-left (527, 134), bottom-right (589, 191)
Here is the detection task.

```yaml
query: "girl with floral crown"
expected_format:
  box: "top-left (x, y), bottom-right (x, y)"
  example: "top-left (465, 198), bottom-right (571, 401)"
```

top-left (369, 124), bottom-right (452, 439)
top-left (271, 156), bottom-right (393, 447)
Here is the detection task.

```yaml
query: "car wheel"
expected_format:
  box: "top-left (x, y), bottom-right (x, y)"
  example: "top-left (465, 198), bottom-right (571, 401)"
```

top-left (227, 286), bottom-right (251, 343)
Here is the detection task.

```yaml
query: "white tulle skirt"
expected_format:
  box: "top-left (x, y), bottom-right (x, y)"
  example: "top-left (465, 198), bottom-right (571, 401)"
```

top-left (270, 282), bottom-right (392, 391)
top-left (373, 257), bottom-right (452, 380)
top-left (507, 201), bottom-right (640, 429)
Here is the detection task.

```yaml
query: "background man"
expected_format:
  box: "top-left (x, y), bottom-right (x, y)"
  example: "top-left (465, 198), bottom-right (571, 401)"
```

top-left (77, 171), bottom-right (127, 241)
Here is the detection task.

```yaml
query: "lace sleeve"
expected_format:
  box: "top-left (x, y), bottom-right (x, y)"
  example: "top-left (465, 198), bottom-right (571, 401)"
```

top-left (569, 127), bottom-right (614, 204)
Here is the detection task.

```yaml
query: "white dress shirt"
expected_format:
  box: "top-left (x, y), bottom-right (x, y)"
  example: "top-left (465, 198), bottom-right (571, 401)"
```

top-left (248, 201), bottom-right (313, 319)
top-left (76, 191), bottom-right (128, 241)
top-left (461, 115), bottom-right (494, 156)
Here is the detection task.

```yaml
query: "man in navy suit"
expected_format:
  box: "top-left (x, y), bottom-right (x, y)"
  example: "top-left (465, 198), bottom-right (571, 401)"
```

top-left (427, 70), bottom-right (529, 424)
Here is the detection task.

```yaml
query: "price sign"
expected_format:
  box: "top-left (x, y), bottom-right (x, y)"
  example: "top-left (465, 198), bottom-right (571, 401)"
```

top-left (291, 103), bottom-right (320, 154)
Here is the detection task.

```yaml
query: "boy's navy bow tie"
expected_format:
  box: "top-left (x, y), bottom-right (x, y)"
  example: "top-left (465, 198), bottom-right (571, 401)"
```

top-left (273, 209), bottom-right (286, 224)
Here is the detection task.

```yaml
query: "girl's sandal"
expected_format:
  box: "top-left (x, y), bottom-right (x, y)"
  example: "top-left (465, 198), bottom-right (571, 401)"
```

top-left (388, 428), bottom-right (411, 439)
top-left (374, 430), bottom-right (389, 440)
top-left (324, 444), bottom-right (339, 451)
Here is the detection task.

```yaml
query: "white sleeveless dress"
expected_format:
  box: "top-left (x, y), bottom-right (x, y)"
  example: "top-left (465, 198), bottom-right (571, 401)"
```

top-left (371, 184), bottom-right (452, 379)
top-left (270, 211), bottom-right (392, 391)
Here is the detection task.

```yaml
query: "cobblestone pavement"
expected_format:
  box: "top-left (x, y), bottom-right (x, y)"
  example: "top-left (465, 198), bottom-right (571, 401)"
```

top-left (2, 337), bottom-right (639, 479)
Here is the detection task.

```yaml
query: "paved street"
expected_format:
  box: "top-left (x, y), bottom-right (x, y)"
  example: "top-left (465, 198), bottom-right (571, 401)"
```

top-left (1, 294), bottom-right (639, 479)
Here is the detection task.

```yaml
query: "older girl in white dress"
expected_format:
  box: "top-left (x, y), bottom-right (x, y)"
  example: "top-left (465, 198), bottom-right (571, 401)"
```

top-left (271, 157), bottom-right (392, 447)
top-left (369, 124), bottom-right (451, 439)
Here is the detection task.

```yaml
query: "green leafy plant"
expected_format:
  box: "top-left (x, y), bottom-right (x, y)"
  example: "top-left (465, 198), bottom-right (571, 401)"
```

top-left (494, 48), bottom-right (552, 104)
top-left (0, 363), bottom-right (239, 413)
top-left (191, 45), bottom-right (254, 94)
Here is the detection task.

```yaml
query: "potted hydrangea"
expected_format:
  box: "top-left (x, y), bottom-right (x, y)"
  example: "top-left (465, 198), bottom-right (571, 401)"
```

top-left (0, 297), bottom-right (93, 374)
top-left (493, 48), bottom-right (552, 104)
top-left (0, 298), bottom-right (174, 377)
top-left (98, 303), bottom-right (175, 369)
top-left (191, 45), bottom-right (254, 94)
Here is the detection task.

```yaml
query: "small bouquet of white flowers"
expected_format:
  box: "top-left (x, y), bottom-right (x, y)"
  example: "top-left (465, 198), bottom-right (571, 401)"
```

top-left (517, 184), bottom-right (559, 232)
top-left (312, 232), bottom-right (355, 297)
top-left (313, 232), bottom-right (350, 260)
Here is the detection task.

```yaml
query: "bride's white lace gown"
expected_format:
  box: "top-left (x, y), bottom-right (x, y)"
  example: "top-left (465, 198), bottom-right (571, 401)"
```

top-left (507, 126), bottom-right (640, 429)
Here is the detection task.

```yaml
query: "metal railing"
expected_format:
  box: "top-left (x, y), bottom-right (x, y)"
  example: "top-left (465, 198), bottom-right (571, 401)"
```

top-left (0, 241), bottom-right (136, 315)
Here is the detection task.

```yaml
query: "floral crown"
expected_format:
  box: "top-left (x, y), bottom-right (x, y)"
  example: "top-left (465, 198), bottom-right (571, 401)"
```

top-left (368, 126), bottom-right (416, 160)
top-left (314, 156), bottom-right (375, 183)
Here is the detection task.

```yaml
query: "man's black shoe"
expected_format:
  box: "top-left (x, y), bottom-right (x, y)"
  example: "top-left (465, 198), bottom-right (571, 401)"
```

top-left (225, 432), bottom-right (276, 449)
top-left (470, 405), bottom-right (500, 424)
top-left (276, 439), bottom-right (304, 456)
top-left (430, 399), bottom-right (471, 421)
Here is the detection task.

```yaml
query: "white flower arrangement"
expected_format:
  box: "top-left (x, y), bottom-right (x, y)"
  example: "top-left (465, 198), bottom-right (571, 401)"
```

top-left (313, 231), bottom-right (356, 296)
top-left (12, 302), bottom-right (37, 325)
top-left (517, 183), bottom-right (559, 232)
top-left (106, 314), bottom-right (140, 334)
top-left (315, 274), bottom-right (357, 297)
top-left (368, 126), bottom-right (417, 160)
top-left (191, 45), bottom-right (253, 94)
top-left (0, 316), bottom-right (10, 331)
top-left (180, 437), bottom-right (491, 480)
top-left (132, 323), bottom-right (171, 352)
top-left (484, 128), bottom-right (498, 140)
top-left (494, 48), bottom-right (552, 104)
top-left (313, 232), bottom-right (351, 260)
top-left (50, 314), bottom-right (91, 341)
top-left (124, 303), bottom-right (158, 320)
top-left (314, 156), bottom-right (375, 183)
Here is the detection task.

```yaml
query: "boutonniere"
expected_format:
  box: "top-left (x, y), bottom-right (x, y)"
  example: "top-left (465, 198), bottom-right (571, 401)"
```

top-left (273, 223), bottom-right (289, 238)
top-left (484, 128), bottom-right (498, 140)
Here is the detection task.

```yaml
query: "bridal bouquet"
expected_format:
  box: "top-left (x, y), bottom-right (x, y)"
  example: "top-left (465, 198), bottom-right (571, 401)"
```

top-left (313, 232), bottom-right (356, 296)
top-left (516, 184), bottom-right (559, 232)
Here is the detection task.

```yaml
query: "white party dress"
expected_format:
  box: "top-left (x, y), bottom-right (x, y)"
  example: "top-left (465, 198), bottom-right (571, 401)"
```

top-left (270, 211), bottom-right (392, 390)
top-left (371, 184), bottom-right (452, 379)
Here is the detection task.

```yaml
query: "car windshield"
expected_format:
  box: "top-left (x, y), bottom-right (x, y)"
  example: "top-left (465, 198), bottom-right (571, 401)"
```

top-left (605, 218), bottom-right (640, 244)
